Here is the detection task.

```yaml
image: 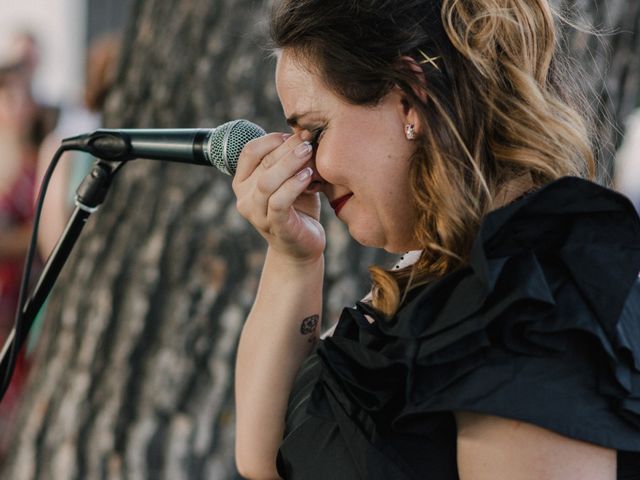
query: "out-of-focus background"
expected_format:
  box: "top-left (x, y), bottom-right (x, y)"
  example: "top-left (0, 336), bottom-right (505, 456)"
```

top-left (617, 110), bottom-right (640, 211)
top-left (0, 1), bottom-right (638, 479)
top-left (0, 0), bottom-right (130, 104)
top-left (0, 1), bottom-right (131, 469)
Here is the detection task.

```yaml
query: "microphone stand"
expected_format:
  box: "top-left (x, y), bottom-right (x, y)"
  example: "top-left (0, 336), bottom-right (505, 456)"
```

top-left (0, 159), bottom-right (123, 393)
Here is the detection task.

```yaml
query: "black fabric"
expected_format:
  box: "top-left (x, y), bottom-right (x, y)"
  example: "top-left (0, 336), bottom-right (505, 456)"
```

top-left (277, 177), bottom-right (640, 479)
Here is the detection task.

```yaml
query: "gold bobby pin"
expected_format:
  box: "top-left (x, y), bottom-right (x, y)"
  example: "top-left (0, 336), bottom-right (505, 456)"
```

top-left (418, 48), bottom-right (441, 71)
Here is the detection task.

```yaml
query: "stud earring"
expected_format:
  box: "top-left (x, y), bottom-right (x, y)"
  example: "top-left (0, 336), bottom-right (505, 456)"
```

top-left (405, 123), bottom-right (416, 140)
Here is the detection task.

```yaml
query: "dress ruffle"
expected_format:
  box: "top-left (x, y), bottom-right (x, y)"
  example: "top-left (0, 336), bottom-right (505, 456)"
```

top-left (315, 177), bottom-right (640, 452)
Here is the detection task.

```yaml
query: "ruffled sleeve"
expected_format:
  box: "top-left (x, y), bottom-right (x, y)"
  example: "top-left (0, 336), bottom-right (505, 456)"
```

top-left (315, 177), bottom-right (640, 452)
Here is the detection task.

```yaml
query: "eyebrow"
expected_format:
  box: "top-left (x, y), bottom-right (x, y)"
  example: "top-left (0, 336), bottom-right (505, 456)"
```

top-left (285, 111), bottom-right (322, 128)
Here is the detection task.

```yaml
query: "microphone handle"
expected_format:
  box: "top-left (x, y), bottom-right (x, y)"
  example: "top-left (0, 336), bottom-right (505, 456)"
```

top-left (62, 129), bottom-right (213, 166)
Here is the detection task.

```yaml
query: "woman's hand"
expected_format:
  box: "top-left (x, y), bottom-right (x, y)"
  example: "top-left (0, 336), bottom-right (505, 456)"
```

top-left (232, 133), bottom-right (325, 262)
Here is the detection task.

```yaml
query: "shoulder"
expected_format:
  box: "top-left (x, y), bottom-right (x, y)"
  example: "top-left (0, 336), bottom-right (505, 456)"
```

top-left (455, 412), bottom-right (616, 480)
top-left (322, 177), bottom-right (640, 452)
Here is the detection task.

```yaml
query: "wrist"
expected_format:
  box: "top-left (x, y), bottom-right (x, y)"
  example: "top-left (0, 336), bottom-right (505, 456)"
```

top-left (266, 246), bottom-right (324, 272)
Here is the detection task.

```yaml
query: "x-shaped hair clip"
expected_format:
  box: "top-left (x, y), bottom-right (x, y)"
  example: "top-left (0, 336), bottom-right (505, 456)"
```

top-left (417, 49), bottom-right (441, 71)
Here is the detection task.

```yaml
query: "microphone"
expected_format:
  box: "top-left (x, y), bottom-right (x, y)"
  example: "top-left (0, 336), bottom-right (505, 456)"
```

top-left (61, 119), bottom-right (267, 176)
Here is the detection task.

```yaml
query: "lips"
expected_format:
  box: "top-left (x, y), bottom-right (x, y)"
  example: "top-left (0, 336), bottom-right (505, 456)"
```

top-left (329, 194), bottom-right (353, 216)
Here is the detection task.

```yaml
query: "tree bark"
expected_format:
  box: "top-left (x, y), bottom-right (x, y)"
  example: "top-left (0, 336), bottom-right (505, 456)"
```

top-left (2, 1), bottom-right (639, 479)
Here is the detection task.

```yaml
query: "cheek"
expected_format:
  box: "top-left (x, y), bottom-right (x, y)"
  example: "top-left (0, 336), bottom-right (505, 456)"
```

top-left (312, 142), bottom-right (347, 182)
top-left (313, 129), bottom-right (380, 182)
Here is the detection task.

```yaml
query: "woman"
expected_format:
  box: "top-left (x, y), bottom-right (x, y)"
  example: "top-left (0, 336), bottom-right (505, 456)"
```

top-left (232, 0), bottom-right (640, 478)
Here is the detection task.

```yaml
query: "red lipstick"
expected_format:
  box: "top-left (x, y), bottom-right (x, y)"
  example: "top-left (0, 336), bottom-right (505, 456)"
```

top-left (329, 194), bottom-right (353, 216)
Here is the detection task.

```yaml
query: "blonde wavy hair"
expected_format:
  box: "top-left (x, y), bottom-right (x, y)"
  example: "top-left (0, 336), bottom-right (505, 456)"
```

top-left (271, 0), bottom-right (596, 317)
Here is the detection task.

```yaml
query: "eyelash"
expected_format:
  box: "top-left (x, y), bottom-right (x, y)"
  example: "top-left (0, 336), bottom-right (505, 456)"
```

top-left (310, 127), bottom-right (325, 148)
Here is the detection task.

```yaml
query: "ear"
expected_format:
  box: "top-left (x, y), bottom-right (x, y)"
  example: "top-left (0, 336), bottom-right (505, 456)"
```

top-left (397, 56), bottom-right (428, 138)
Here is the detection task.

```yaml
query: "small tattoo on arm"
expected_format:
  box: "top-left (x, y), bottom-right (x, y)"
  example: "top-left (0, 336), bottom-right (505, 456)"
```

top-left (300, 315), bottom-right (320, 336)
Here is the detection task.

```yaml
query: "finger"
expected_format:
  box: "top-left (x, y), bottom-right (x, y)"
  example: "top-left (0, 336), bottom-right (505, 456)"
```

top-left (260, 134), bottom-right (308, 169)
top-left (266, 167), bottom-right (315, 226)
top-left (234, 132), bottom-right (288, 183)
top-left (235, 144), bottom-right (311, 226)
top-left (256, 141), bottom-right (313, 204)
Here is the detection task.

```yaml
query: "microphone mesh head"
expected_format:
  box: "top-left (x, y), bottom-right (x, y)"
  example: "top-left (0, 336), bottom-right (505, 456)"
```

top-left (206, 119), bottom-right (266, 175)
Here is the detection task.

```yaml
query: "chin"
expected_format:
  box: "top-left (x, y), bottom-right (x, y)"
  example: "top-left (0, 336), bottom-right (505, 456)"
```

top-left (349, 226), bottom-right (413, 254)
top-left (349, 226), bottom-right (380, 249)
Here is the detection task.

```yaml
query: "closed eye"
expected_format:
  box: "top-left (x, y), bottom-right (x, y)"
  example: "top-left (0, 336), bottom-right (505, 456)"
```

top-left (310, 127), bottom-right (325, 148)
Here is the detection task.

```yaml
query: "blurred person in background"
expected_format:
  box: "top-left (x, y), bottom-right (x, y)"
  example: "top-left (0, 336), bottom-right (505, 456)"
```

top-left (36, 34), bottom-right (121, 259)
top-left (0, 36), bottom-right (123, 445)
top-left (0, 61), bottom-right (36, 343)
top-left (0, 28), bottom-right (59, 354)
top-left (0, 29), bottom-right (57, 458)
top-left (20, 33), bottom-right (120, 383)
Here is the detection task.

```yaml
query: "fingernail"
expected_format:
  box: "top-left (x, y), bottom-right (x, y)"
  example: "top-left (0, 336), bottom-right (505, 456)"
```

top-left (282, 133), bottom-right (292, 141)
top-left (296, 167), bottom-right (313, 181)
top-left (295, 141), bottom-right (312, 158)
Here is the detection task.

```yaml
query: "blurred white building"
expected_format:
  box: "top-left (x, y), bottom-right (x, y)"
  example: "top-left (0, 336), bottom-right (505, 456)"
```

top-left (616, 109), bottom-right (640, 212)
top-left (0, 0), bottom-right (87, 105)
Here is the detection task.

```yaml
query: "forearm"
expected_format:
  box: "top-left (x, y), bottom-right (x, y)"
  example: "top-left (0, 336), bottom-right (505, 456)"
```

top-left (235, 247), bottom-right (323, 479)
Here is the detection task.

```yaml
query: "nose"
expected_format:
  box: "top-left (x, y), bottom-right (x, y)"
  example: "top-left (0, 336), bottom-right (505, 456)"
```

top-left (305, 155), bottom-right (326, 193)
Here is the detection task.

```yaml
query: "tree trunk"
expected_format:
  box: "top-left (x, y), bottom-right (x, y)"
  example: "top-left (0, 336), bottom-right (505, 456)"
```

top-left (2, 1), bottom-right (639, 479)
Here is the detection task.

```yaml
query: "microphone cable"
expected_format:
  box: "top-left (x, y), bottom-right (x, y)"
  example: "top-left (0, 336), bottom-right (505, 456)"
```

top-left (0, 148), bottom-right (126, 401)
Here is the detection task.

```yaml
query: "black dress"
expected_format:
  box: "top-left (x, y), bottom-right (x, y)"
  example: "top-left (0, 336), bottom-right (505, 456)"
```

top-left (276, 177), bottom-right (640, 479)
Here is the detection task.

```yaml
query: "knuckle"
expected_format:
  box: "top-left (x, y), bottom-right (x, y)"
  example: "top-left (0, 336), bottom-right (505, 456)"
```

top-left (256, 177), bottom-right (272, 195)
top-left (241, 139), bottom-right (259, 158)
top-left (241, 133), bottom-right (281, 161)
top-left (231, 177), bottom-right (240, 194)
top-left (235, 197), bottom-right (248, 217)
top-left (268, 196), bottom-right (286, 214)
top-left (260, 154), bottom-right (272, 169)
